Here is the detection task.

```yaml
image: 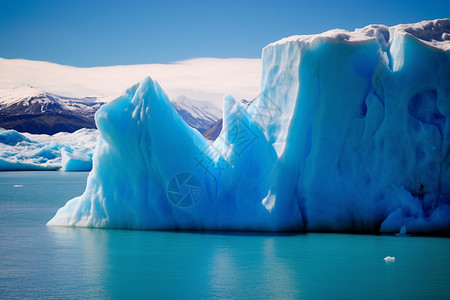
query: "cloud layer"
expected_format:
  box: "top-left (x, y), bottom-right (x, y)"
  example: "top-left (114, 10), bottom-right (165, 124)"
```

top-left (0, 57), bottom-right (261, 108)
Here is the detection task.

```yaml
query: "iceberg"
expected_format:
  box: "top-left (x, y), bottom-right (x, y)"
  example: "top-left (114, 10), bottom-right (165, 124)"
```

top-left (48, 19), bottom-right (450, 233)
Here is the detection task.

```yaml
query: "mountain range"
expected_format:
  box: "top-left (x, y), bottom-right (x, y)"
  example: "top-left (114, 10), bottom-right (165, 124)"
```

top-left (0, 85), bottom-right (103, 134)
top-left (0, 85), bottom-right (222, 136)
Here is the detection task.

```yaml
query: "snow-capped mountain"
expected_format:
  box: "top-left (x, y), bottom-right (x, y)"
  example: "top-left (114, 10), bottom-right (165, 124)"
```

top-left (0, 85), bottom-right (103, 134)
top-left (0, 86), bottom-right (222, 135)
top-left (171, 95), bottom-right (222, 133)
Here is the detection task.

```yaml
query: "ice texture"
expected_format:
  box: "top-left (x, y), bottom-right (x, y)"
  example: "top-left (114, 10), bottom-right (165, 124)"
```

top-left (48, 19), bottom-right (450, 233)
top-left (0, 128), bottom-right (97, 171)
top-left (61, 149), bottom-right (93, 171)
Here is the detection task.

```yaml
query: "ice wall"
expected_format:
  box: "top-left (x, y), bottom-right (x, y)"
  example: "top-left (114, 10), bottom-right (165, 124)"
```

top-left (48, 19), bottom-right (450, 233)
top-left (254, 19), bottom-right (450, 233)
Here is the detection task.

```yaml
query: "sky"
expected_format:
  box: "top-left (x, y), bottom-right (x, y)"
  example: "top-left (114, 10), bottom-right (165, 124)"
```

top-left (0, 0), bottom-right (449, 67)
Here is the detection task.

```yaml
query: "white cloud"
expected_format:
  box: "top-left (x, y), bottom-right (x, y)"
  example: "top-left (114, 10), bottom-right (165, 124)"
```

top-left (0, 57), bottom-right (261, 108)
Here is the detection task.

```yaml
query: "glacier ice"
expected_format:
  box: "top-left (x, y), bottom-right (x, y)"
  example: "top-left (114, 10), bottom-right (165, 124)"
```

top-left (48, 19), bottom-right (450, 233)
top-left (61, 148), bottom-right (93, 171)
top-left (0, 128), bottom-right (97, 171)
top-left (0, 128), bottom-right (32, 146)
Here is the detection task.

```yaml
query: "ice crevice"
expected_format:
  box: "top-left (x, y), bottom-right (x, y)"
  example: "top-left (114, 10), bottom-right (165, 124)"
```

top-left (48, 19), bottom-right (450, 233)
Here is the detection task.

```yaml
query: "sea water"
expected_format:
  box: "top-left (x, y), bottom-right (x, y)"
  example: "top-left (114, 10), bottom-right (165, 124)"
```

top-left (1, 172), bottom-right (449, 299)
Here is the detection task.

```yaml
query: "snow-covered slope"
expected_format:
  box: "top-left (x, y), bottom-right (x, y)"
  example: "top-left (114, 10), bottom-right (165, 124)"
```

top-left (48, 19), bottom-right (450, 234)
top-left (0, 85), bottom-right (101, 108)
top-left (0, 85), bottom-right (103, 134)
top-left (172, 95), bottom-right (222, 133)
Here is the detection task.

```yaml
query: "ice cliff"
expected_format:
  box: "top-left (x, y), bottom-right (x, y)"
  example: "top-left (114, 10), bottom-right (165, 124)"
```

top-left (48, 19), bottom-right (450, 233)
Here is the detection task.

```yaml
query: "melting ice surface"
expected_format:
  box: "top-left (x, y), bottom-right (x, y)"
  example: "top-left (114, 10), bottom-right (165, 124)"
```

top-left (49, 19), bottom-right (450, 233)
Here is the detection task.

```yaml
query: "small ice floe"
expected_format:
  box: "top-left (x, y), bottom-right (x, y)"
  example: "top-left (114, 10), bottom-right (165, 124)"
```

top-left (13, 184), bottom-right (23, 188)
top-left (384, 256), bottom-right (396, 263)
top-left (395, 225), bottom-right (409, 237)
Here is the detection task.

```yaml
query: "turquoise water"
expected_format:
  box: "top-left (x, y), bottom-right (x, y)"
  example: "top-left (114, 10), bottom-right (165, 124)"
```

top-left (1, 172), bottom-right (450, 299)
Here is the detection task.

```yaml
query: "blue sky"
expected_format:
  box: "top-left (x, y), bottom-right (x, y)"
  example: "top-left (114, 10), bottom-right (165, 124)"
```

top-left (0, 0), bottom-right (448, 67)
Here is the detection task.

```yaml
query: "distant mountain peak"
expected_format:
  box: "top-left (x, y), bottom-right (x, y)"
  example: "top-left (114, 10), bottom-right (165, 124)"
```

top-left (0, 86), bottom-right (104, 134)
top-left (171, 95), bottom-right (222, 133)
top-left (0, 85), bottom-right (48, 105)
top-left (0, 89), bottom-right (225, 135)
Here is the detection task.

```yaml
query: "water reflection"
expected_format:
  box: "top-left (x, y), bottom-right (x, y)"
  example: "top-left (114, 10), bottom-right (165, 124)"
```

top-left (261, 237), bottom-right (301, 298)
top-left (46, 228), bottom-right (450, 298)
top-left (47, 228), bottom-right (305, 298)
top-left (47, 227), bottom-right (110, 298)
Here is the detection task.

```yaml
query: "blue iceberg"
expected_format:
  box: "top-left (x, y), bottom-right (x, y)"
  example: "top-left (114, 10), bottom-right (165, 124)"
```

top-left (48, 19), bottom-right (450, 233)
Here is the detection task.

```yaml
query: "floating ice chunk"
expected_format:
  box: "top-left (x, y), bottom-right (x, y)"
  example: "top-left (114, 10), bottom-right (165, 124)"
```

top-left (384, 256), bottom-right (396, 263)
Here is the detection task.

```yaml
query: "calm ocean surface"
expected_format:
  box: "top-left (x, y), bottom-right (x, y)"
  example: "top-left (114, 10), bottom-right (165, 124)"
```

top-left (0, 171), bottom-right (449, 299)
